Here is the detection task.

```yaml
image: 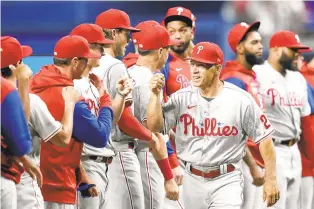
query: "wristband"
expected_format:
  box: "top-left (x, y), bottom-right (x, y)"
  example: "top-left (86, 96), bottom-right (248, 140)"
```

top-left (156, 158), bottom-right (173, 181)
top-left (168, 153), bottom-right (179, 169)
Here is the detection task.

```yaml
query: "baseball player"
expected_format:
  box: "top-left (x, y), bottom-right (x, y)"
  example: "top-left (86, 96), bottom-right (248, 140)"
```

top-left (147, 42), bottom-right (280, 209)
top-left (220, 21), bottom-right (267, 209)
top-left (30, 35), bottom-right (114, 209)
top-left (1, 36), bottom-right (82, 209)
top-left (70, 23), bottom-right (133, 209)
top-left (252, 30), bottom-right (311, 209)
top-left (123, 19), bottom-right (181, 184)
top-left (127, 24), bottom-right (180, 209)
top-left (297, 54), bottom-right (314, 209)
top-left (94, 9), bottom-right (178, 209)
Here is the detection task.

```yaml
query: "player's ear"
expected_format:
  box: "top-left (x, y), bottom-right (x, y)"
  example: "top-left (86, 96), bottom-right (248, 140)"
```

top-left (236, 43), bottom-right (244, 55)
top-left (111, 29), bottom-right (117, 40)
top-left (215, 64), bottom-right (222, 75)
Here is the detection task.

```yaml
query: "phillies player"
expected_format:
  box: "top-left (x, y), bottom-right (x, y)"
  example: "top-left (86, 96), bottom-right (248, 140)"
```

top-left (123, 20), bottom-right (181, 183)
top-left (297, 54), bottom-right (314, 209)
top-left (70, 23), bottom-right (132, 209)
top-left (1, 36), bottom-right (81, 209)
top-left (253, 31), bottom-right (311, 209)
top-left (147, 42), bottom-right (280, 209)
top-left (220, 21), bottom-right (267, 209)
top-left (94, 9), bottom-right (178, 209)
top-left (128, 24), bottom-right (180, 209)
top-left (30, 35), bottom-right (114, 209)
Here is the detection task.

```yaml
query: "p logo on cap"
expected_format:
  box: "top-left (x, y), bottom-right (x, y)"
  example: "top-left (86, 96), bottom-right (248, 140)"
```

top-left (197, 45), bottom-right (204, 54)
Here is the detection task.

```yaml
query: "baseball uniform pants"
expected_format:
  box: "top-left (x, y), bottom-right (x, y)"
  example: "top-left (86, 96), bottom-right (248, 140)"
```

top-left (76, 159), bottom-right (109, 209)
top-left (242, 161), bottom-right (264, 209)
top-left (299, 176), bottom-right (314, 209)
top-left (16, 172), bottom-right (44, 209)
top-left (183, 163), bottom-right (244, 209)
top-left (106, 141), bottom-right (144, 209)
top-left (136, 145), bottom-right (165, 209)
top-left (263, 143), bottom-right (301, 209)
top-left (1, 176), bottom-right (17, 209)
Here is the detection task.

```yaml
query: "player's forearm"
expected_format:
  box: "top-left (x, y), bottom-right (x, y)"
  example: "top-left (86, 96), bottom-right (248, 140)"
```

top-left (243, 147), bottom-right (258, 168)
top-left (118, 107), bottom-right (152, 141)
top-left (17, 77), bottom-right (31, 122)
top-left (51, 101), bottom-right (76, 147)
top-left (259, 138), bottom-right (277, 179)
top-left (111, 94), bottom-right (126, 124)
top-left (147, 93), bottom-right (163, 132)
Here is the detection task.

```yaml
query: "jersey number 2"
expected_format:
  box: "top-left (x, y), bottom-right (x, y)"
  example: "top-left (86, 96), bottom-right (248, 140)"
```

top-left (260, 114), bottom-right (271, 129)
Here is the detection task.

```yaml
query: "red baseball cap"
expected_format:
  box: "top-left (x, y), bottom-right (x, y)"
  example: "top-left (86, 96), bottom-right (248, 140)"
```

top-left (132, 20), bottom-right (159, 44)
top-left (163, 6), bottom-right (195, 28)
top-left (228, 21), bottom-right (260, 53)
top-left (96, 9), bottom-right (140, 32)
top-left (299, 47), bottom-right (312, 53)
top-left (1, 36), bottom-right (32, 68)
top-left (54, 35), bottom-right (100, 59)
top-left (136, 25), bottom-right (180, 50)
top-left (269, 30), bottom-right (311, 51)
top-left (70, 24), bottom-right (115, 44)
top-left (191, 42), bottom-right (224, 65)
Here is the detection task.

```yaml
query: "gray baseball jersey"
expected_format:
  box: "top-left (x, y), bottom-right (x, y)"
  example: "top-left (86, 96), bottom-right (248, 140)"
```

top-left (162, 82), bottom-right (274, 167)
top-left (28, 93), bottom-right (62, 165)
top-left (253, 61), bottom-right (311, 141)
top-left (17, 93), bottom-right (62, 209)
top-left (74, 77), bottom-right (115, 157)
top-left (92, 54), bottom-right (133, 142)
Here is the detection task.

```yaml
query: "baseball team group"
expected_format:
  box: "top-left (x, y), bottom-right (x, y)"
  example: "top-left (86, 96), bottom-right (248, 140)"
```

top-left (1, 5), bottom-right (314, 209)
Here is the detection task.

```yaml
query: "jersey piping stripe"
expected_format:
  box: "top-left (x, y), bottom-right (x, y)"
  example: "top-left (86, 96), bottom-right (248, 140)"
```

top-left (43, 124), bottom-right (62, 142)
top-left (255, 129), bottom-right (275, 144)
top-left (145, 152), bottom-right (153, 209)
top-left (119, 153), bottom-right (135, 209)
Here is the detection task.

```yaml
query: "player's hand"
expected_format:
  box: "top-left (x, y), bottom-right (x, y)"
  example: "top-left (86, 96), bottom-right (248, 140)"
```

top-left (9, 63), bottom-right (33, 80)
top-left (17, 156), bottom-right (43, 188)
top-left (89, 73), bottom-right (108, 96)
top-left (165, 178), bottom-right (179, 201)
top-left (263, 177), bottom-right (280, 207)
top-left (88, 184), bottom-right (99, 197)
top-left (62, 86), bottom-right (80, 103)
top-left (250, 165), bottom-right (265, 186)
top-left (116, 77), bottom-right (133, 97)
top-left (172, 166), bottom-right (183, 186)
top-left (148, 133), bottom-right (161, 152)
top-left (149, 73), bottom-right (164, 95)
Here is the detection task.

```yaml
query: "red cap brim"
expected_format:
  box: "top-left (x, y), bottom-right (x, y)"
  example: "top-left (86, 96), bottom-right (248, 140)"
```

top-left (21, 45), bottom-right (33, 58)
top-left (190, 57), bottom-right (218, 65)
top-left (299, 47), bottom-right (312, 53)
top-left (289, 45), bottom-right (311, 51)
top-left (123, 26), bottom-right (141, 32)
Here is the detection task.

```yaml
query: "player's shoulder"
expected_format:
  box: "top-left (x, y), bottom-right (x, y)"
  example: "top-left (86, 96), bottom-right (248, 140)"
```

top-left (1, 77), bottom-right (16, 99)
top-left (128, 65), bottom-right (153, 86)
top-left (172, 85), bottom-right (197, 97)
top-left (29, 93), bottom-right (47, 108)
top-left (223, 82), bottom-right (255, 104)
top-left (287, 70), bottom-right (307, 83)
top-left (253, 62), bottom-right (272, 74)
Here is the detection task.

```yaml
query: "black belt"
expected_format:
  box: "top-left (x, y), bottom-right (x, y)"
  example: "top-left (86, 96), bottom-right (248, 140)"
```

top-left (88, 156), bottom-right (113, 164)
top-left (272, 138), bottom-right (297, 147)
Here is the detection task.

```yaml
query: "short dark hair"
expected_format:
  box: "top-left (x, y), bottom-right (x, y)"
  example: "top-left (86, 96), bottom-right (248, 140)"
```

top-left (53, 57), bottom-right (72, 66)
top-left (1, 67), bottom-right (13, 78)
top-left (239, 28), bottom-right (258, 43)
top-left (138, 48), bottom-right (154, 56)
top-left (90, 43), bottom-right (105, 55)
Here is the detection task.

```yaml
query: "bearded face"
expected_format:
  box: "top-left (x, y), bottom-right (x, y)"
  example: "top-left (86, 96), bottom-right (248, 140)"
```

top-left (244, 49), bottom-right (265, 66)
top-left (279, 49), bottom-right (298, 71)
